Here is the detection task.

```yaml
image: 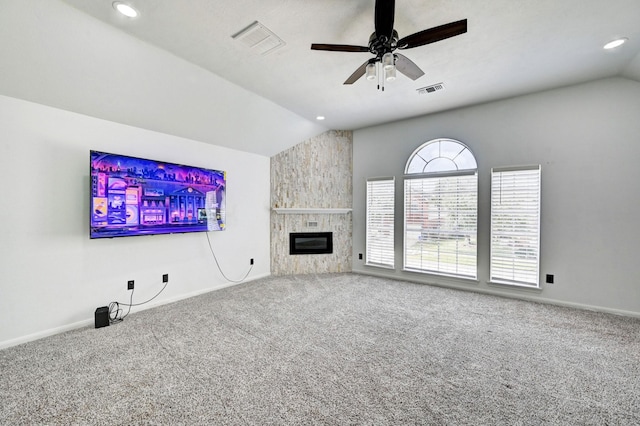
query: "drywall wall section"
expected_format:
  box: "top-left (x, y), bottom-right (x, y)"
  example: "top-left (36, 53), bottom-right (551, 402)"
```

top-left (352, 77), bottom-right (640, 316)
top-left (0, 95), bottom-right (271, 349)
top-left (271, 130), bottom-right (353, 275)
top-left (0, 0), bottom-right (326, 157)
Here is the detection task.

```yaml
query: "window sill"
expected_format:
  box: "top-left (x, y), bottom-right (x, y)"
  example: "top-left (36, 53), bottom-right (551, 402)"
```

top-left (403, 268), bottom-right (479, 283)
top-left (365, 263), bottom-right (395, 270)
top-left (488, 280), bottom-right (542, 291)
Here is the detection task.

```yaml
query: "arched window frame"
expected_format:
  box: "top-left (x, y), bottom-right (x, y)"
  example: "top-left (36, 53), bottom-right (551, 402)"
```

top-left (405, 138), bottom-right (477, 174)
top-left (403, 138), bottom-right (478, 279)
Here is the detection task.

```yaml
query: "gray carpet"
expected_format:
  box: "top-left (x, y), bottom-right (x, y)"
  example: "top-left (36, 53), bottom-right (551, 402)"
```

top-left (1, 273), bottom-right (639, 425)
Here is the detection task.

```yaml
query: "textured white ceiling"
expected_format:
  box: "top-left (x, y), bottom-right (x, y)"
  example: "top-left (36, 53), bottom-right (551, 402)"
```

top-left (2, 0), bottom-right (640, 156)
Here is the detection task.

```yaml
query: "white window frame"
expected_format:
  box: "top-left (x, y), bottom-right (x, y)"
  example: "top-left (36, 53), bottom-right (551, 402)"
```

top-left (366, 177), bottom-right (395, 269)
top-left (403, 171), bottom-right (478, 279)
top-left (403, 139), bottom-right (478, 280)
top-left (490, 165), bottom-right (541, 288)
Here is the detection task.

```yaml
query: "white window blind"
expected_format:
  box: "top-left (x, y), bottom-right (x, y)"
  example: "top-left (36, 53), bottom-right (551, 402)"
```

top-left (404, 172), bottom-right (477, 279)
top-left (490, 165), bottom-right (541, 287)
top-left (366, 178), bottom-right (395, 268)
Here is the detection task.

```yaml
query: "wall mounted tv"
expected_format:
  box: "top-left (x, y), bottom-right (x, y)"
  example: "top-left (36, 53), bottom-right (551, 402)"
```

top-left (90, 150), bottom-right (225, 239)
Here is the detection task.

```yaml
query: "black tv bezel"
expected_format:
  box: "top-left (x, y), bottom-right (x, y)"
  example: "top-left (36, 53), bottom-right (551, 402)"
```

top-left (89, 150), bottom-right (226, 239)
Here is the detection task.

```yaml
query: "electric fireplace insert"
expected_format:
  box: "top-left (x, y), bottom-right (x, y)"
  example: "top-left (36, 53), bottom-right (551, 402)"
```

top-left (289, 232), bottom-right (333, 255)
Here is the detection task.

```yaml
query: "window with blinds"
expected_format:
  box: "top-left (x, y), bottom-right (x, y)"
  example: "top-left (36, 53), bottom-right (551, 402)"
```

top-left (366, 178), bottom-right (395, 268)
top-left (490, 165), bottom-right (541, 287)
top-left (403, 139), bottom-right (478, 279)
top-left (404, 172), bottom-right (477, 278)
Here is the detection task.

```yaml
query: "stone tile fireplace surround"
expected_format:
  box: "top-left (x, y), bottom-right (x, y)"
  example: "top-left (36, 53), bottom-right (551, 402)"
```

top-left (270, 130), bottom-right (352, 275)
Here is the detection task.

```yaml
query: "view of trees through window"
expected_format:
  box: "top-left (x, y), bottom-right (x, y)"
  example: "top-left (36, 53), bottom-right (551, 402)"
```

top-left (366, 138), bottom-right (539, 285)
top-left (405, 175), bottom-right (477, 278)
top-left (404, 139), bottom-right (478, 279)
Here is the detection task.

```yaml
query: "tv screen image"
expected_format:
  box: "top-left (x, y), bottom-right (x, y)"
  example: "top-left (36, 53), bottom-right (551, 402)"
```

top-left (90, 150), bottom-right (226, 239)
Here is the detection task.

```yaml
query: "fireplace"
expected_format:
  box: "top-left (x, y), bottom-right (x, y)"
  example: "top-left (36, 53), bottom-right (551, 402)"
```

top-left (289, 232), bottom-right (333, 255)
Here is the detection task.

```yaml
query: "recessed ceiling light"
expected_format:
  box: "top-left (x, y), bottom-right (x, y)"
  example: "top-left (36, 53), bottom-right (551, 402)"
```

top-left (603, 38), bottom-right (628, 50)
top-left (113, 2), bottom-right (138, 18)
top-left (316, 116), bottom-right (325, 121)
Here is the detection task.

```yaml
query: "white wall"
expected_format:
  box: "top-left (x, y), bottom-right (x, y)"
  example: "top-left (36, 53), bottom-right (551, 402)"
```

top-left (0, 95), bottom-right (271, 349)
top-left (353, 77), bottom-right (640, 316)
top-left (0, 0), bottom-right (326, 157)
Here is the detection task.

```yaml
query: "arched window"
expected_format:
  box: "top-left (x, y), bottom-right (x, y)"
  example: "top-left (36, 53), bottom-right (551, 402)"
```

top-left (404, 139), bottom-right (478, 279)
top-left (405, 138), bottom-right (477, 173)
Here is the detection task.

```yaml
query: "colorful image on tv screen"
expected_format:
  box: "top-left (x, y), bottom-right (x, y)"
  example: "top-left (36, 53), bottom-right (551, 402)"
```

top-left (90, 151), bottom-right (225, 239)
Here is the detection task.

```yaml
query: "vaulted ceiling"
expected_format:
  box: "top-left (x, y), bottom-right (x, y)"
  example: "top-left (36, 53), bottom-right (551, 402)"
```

top-left (2, 0), bottom-right (639, 156)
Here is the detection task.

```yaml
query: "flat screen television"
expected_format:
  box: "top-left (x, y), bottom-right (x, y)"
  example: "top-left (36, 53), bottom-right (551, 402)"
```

top-left (90, 150), bottom-right (225, 239)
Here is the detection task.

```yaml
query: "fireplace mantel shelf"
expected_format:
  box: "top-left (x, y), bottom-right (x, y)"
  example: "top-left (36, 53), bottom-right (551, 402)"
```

top-left (272, 208), bottom-right (352, 214)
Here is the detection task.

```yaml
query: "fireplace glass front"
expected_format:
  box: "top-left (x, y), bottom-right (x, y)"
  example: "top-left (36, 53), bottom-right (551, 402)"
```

top-left (289, 232), bottom-right (333, 255)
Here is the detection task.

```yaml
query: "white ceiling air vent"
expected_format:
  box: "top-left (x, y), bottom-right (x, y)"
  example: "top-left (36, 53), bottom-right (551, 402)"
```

top-left (417, 83), bottom-right (445, 95)
top-left (232, 21), bottom-right (286, 55)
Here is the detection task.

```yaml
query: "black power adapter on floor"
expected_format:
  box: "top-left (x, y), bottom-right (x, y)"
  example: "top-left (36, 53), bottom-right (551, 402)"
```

top-left (94, 306), bottom-right (109, 328)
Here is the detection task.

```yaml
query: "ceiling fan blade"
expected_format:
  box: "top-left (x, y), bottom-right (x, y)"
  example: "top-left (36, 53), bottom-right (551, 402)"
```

top-left (311, 43), bottom-right (369, 53)
top-left (394, 54), bottom-right (425, 80)
top-left (344, 60), bottom-right (370, 85)
top-left (397, 19), bottom-right (467, 50)
top-left (374, 0), bottom-right (395, 40)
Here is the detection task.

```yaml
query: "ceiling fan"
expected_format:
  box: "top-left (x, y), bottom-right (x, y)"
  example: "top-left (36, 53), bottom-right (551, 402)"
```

top-left (311, 0), bottom-right (467, 89)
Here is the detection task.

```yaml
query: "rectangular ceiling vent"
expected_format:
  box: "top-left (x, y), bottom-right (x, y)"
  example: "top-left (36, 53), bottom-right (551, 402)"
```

top-left (417, 83), bottom-right (445, 95)
top-left (232, 21), bottom-right (286, 55)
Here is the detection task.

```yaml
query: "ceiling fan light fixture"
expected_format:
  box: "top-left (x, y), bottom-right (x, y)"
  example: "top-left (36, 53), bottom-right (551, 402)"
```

top-left (366, 62), bottom-right (377, 80)
top-left (382, 52), bottom-right (395, 70)
top-left (385, 66), bottom-right (397, 81)
top-left (603, 38), bottom-right (628, 50)
top-left (113, 2), bottom-right (138, 18)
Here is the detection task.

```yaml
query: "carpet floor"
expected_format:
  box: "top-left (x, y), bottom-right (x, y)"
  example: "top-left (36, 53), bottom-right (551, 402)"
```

top-left (1, 273), bottom-right (639, 425)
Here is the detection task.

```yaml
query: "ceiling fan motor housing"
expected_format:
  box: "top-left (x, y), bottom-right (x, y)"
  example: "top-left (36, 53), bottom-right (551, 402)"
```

top-left (369, 30), bottom-right (399, 58)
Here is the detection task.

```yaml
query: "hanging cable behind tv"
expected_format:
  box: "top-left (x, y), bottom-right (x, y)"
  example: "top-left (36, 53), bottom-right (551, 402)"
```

top-left (205, 232), bottom-right (253, 283)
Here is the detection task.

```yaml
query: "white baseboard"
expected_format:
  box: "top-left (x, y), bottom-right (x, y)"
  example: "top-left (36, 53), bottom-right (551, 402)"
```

top-left (126, 272), bottom-right (271, 314)
top-left (0, 319), bottom-right (95, 351)
top-left (0, 272), bottom-right (271, 351)
top-left (353, 269), bottom-right (640, 319)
